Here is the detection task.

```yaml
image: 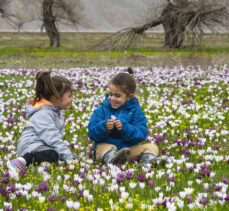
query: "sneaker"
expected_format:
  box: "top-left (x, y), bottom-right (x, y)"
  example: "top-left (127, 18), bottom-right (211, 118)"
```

top-left (7, 157), bottom-right (26, 172)
top-left (103, 148), bottom-right (131, 165)
top-left (140, 153), bottom-right (166, 166)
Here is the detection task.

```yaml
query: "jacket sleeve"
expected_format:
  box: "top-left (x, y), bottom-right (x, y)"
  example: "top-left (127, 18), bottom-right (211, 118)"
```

top-left (120, 108), bottom-right (148, 145)
top-left (87, 106), bottom-right (109, 143)
top-left (32, 111), bottom-right (73, 161)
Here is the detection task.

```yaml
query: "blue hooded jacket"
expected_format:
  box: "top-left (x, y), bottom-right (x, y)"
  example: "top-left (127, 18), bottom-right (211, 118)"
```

top-left (88, 96), bottom-right (148, 149)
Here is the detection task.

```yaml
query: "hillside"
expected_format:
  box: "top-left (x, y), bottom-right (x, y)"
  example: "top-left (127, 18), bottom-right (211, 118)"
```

top-left (0, 0), bottom-right (164, 32)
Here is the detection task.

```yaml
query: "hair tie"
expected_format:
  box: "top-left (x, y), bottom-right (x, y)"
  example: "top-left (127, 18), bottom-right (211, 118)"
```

top-left (126, 67), bottom-right (134, 76)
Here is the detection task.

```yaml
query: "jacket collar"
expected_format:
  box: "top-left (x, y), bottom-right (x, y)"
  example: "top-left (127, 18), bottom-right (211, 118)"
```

top-left (26, 99), bottom-right (60, 118)
top-left (29, 98), bottom-right (53, 109)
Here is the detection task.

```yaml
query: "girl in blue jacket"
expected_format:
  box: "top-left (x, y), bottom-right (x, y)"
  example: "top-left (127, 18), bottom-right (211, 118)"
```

top-left (88, 68), bottom-right (160, 165)
top-left (7, 71), bottom-right (77, 172)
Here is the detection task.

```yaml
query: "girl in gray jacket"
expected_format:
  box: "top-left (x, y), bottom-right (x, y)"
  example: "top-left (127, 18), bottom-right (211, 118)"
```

top-left (7, 70), bottom-right (76, 172)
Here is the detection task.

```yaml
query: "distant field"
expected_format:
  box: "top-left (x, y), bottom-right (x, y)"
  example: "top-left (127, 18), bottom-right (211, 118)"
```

top-left (0, 32), bottom-right (228, 68)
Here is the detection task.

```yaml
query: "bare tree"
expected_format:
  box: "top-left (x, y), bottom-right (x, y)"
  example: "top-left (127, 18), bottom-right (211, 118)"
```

top-left (0, 0), bottom-right (40, 32)
top-left (42, 0), bottom-right (81, 48)
top-left (0, 0), bottom-right (8, 16)
top-left (0, 0), bottom-right (18, 29)
top-left (94, 0), bottom-right (229, 50)
top-left (42, 0), bottom-right (60, 47)
top-left (1, 0), bottom-right (81, 47)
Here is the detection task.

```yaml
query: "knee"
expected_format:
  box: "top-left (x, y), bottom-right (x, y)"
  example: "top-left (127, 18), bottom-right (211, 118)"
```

top-left (96, 143), bottom-right (116, 151)
top-left (144, 143), bottom-right (159, 156)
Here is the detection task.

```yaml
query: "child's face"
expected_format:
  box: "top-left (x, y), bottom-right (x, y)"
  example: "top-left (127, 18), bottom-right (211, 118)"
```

top-left (108, 84), bottom-right (129, 109)
top-left (56, 90), bottom-right (73, 110)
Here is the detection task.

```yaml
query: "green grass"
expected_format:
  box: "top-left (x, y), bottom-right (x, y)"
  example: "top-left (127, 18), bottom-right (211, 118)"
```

top-left (0, 68), bottom-right (228, 210)
top-left (0, 32), bottom-right (228, 68)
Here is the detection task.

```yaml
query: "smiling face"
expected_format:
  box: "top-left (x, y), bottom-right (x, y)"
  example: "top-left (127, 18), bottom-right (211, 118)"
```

top-left (108, 83), bottom-right (129, 109)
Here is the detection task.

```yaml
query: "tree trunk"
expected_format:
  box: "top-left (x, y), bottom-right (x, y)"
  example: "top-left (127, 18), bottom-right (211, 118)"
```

top-left (161, 3), bottom-right (188, 48)
top-left (162, 17), bottom-right (186, 48)
top-left (43, 0), bottom-right (60, 48)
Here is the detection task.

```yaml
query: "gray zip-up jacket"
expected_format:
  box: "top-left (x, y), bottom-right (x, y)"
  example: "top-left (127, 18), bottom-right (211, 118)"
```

top-left (17, 102), bottom-right (73, 161)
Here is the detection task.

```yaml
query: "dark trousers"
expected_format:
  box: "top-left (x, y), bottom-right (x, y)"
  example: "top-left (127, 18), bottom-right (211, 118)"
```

top-left (22, 150), bottom-right (59, 166)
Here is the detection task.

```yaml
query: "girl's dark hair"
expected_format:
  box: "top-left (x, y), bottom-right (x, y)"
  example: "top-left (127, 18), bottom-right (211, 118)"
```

top-left (110, 67), bottom-right (136, 95)
top-left (34, 70), bottom-right (72, 102)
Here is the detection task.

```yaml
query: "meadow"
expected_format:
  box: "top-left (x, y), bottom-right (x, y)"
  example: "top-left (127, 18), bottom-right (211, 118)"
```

top-left (0, 66), bottom-right (228, 210)
top-left (0, 32), bottom-right (229, 68)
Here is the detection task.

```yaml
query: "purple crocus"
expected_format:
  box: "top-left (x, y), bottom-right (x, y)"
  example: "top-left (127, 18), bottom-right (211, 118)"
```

top-left (7, 117), bottom-right (14, 124)
top-left (48, 194), bottom-right (56, 202)
top-left (201, 168), bottom-right (211, 177)
top-left (153, 135), bottom-right (166, 143)
top-left (7, 184), bottom-right (15, 193)
top-left (138, 174), bottom-right (145, 182)
top-left (78, 190), bottom-right (83, 198)
top-left (179, 149), bottom-right (190, 156)
top-left (116, 173), bottom-right (125, 183)
top-left (44, 166), bottom-right (50, 172)
top-left (174, 139), bottom-right (186, 146)
top-left (73, 179), bottom-right (80, 186)
top-left (1, 146), bottom-right (8, 151)
top-left (187, 196), bottom-right (193, 204)
top-left (225, 194), bottom-right (229, 202)
top-left (211, 145), bottom-right (220, 151)
top-left (20, 168), bottom-right (27, 176)
top-left (125, 171), bottom-right (134, 180)
top-left (148, 180), bottom-right (155, 187)
top-left (194, 80), bottom-right (201, 86)
top-left (4, 205), bottom-right (13, 211)
top-left (167, 177), bottom-right (176, 183)
top-left (16, 192), bottom-right (22, 198)
top-left (61, 196), bottom-right (67, 202)
top-left (221, 178), bottom-right (229, 184)
top-left (22, 111), bottom-right (26, 118)
top-left (200, 197), bottom-right (208, 206)
top-left (87, 150), bottom-right (93, 159)
top-left (80, 172), bottom-right (85, 179)
top-left (197, 157), bottom-right (203, 163)
top-left (179, 168), bottom-right (186, 173)
top-left (0, 177), bottom-right (9, 184)
top-left (4, 171), bottom-right (10, 177)
top-left (181, 99), bottom-right (193, 105)
top-left (0, 186), bottom-right (7, 197)
top-left (214, 185), bottom-right (222, 191)
top-left (222, 98), bottom-right (228, 103)
top-left (36, 182), bottom-right (49, 193)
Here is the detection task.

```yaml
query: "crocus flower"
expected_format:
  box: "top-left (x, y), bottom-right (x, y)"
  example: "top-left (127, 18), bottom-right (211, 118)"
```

top-left (36, 182), bottom-right (48, 193)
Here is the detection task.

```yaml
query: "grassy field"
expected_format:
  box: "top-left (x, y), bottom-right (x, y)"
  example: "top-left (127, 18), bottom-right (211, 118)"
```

top-left (0, 32), bottom-right (228, 68)
top-left (0, 67), bottom-right (228, 210)
top-left (0, 33), bottom-right (228, 210)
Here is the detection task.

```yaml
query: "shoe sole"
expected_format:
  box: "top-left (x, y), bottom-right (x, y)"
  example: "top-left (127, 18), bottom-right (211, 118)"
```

top-left (141, 157), bottom-right (166, 167)
top-left (112, 148), bottom-right (131, 164)
top-left (7, 160), bottom-right (25, 172)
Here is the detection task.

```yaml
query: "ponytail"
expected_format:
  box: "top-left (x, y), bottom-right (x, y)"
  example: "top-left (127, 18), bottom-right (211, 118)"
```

top-left (126, 67), bottom-right (134, 75)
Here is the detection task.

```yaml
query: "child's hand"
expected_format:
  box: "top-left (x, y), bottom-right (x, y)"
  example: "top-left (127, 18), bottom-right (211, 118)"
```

top-left (106, 119), bottom-right (115, 130)
top-left (115, 120), bottom-right (122, 130)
